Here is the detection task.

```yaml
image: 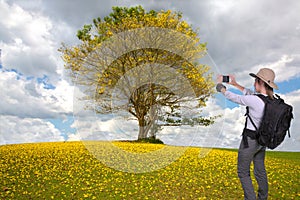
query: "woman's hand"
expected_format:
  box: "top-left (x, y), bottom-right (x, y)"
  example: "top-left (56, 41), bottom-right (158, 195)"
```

top-left (217, 75), bottom-right (224, 83)
top-left (228, 74), bottom-right (237, 86)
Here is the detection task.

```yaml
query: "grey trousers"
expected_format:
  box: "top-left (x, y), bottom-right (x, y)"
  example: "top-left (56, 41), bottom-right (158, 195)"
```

top-left (238, 136), bottom-right (268, 200)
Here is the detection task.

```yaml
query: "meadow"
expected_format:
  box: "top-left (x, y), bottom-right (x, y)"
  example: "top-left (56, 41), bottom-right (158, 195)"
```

top-left (0, 141), bottom-right (299, 199)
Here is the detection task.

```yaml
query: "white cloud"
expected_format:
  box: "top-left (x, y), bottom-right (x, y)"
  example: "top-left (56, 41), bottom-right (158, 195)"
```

top-left (268, 55), bottom-right (300, 82)
top-left (0, 1), bottom-right (53, 76)
top-left (0, 68), bottom-right (74, 145)
top-left (196, 0), bottom-right (300, 72)
top-left (0, 115), bottom-right (65, 145)
top-left (250, 54), bottom-right (300, 83)
top-left (66, 133), bottom-right (81, 141)
top-left (70, 114), bottom-right (139, 142)
top-left (0, 69), bottom-right (73, 119)
top-left (0, 0), bottom-right (75, 80)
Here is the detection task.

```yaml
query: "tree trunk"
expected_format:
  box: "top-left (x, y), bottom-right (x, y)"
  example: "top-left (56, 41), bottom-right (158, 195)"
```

top-left (138, 117), bottom-right (148, 139)
top-left (138, 126), bottom-right (146, 139)
top-left (148, 105), bottom-right (158, 138)
top-left (137, 104), bottom-right (159, 139)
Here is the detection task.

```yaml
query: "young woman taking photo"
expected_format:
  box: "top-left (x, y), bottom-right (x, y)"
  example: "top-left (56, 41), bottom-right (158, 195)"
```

top-left (216, 68), bottom-right (278, 200)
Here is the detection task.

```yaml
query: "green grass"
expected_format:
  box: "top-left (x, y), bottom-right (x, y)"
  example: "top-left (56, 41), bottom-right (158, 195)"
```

top-left (0, 141), bottom-right (299, 199)
top-left (266, 151), bottom-right (300, 162)
top-left (215, 147), bottom-right (300, 161)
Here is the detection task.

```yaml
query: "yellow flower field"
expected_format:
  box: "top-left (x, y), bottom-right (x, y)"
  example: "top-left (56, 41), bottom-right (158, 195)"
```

top-left (0, 141), bottom-right (299, 199)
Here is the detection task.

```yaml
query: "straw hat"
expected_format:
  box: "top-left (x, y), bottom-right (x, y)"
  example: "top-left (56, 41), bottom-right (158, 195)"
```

top-left (249, 68), bottom-right (278, 89)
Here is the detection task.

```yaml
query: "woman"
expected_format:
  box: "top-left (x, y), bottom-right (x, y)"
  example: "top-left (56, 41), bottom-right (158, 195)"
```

top-left (216, 68), bottom-right (278, 200)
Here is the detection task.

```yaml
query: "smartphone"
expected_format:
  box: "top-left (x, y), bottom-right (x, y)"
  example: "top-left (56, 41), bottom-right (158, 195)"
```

top-left (222, 75), bottom-right (230, 83)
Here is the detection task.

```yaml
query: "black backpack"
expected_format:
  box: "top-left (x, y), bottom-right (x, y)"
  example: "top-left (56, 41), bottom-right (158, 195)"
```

top-left (246, 94), bottom-right (293, 149)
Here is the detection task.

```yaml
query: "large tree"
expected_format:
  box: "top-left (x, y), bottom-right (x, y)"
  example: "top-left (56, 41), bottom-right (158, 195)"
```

top-left (60, 6), bottom-right (216, 140)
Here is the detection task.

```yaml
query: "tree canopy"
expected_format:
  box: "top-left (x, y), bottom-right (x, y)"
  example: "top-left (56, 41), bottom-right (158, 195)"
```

top-left (59, 6), bottom-right (216, 140)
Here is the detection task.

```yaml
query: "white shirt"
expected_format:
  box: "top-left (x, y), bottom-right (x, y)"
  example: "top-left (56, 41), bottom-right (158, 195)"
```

top-left (224, 88), bottom-right (265, 131)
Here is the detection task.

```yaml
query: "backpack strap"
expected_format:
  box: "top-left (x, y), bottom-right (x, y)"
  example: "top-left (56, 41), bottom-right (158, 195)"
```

top-left (243, 94), bottom-right (266, 148)
top-left (243, 107), bottom-right (258, 148)
top-left (255, 93), bottom-right (269, 103)
top-left (245, 106), bottom-right (258, 131)
top-left (243, 107), bottom-right (250, 148)
top-left (246, 94), bottom-right (269, 131)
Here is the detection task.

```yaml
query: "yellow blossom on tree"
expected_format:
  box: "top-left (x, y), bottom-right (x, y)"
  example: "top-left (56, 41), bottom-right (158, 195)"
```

top-left (59, 6), bottom-right (216, 140)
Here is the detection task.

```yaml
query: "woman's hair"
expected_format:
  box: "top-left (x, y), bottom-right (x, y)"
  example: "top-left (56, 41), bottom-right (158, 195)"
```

top-left (257, 78), bottom-right (274, 99)
top-left (264, 82), bottom-right (274, 99)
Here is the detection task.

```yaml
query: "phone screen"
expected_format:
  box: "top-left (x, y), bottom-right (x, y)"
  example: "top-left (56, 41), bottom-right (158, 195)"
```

top-left (222, 76), bottom-right (229, 82)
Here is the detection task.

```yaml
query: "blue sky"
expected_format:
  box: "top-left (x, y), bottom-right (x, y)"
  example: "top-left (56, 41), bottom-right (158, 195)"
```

top-left (0, 0), bottom-right (300, 151)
